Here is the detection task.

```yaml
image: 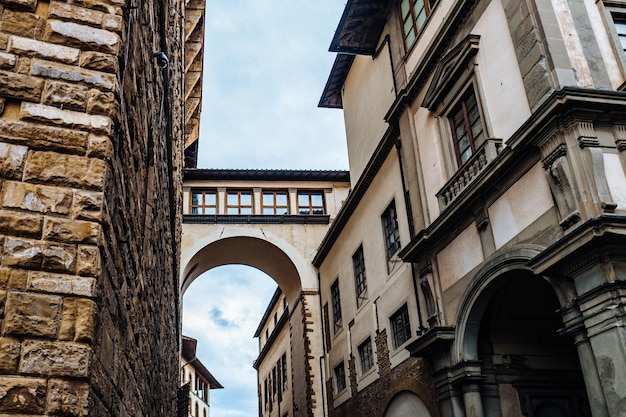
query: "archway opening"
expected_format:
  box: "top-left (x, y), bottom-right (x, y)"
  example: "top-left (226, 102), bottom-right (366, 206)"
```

top-left (383, 391), bottom-right (432, 417)
top-left (474, 274), bottom-right (591, 417)
top-left (183, 265), bottom-right (278, 417)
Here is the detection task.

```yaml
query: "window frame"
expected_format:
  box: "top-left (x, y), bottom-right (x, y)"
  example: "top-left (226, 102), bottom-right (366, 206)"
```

top-left (447, 85), bottom-right (487, 167)
top-left (399, 0), bottom-right (438, 52)
top-left (262, 190), bottom-right (289, 215)
top-left (358, 337), bottom-right (374, 374)
top-left (190, 189), bottom-right (217, 215)
top-left (226, 189), bottom-right (253, 215)
top-left (330, 279), bottom-right (343, 331)
top-left (598, 0), bottom-right (626, 81)
top-left (381, 200), bottom-right (401, 260)
top-left (297, 190), bottom-right (325, 215)
top-left (334, 362), bottom-right (347, 393)
top-left (390, 303), bottom-right (412, 349)
top-left (353, 245), bottom-right (368, 308)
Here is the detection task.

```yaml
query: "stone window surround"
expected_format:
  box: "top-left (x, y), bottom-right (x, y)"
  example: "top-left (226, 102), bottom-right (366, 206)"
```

top-left (357, 337), bottom-right (375, 374)
top-left (353, 245), bottom-right (368, 308)
top-left (597, 0), bottom-right (626, 80)
top-left (381, 199), bottom-right (401, 261)
top-left (390, 303), bottom-right (412, 349)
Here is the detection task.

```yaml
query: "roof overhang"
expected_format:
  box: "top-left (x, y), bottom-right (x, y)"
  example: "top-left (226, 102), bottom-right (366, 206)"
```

top-left (182, 336), bottom-right (224, 389)
top-left (184, 168), bottom-right (350, 182)
top-left (329, 0), bottom-right (390, 55)
top-left (318, 54), bottom-right (355, 109)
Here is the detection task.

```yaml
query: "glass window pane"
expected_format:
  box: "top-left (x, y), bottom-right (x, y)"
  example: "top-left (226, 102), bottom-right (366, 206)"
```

top-left (191, 207), bottom-right (199, 214)
top-left (227, 207), bottom-right (239, 214)
top-left (460, 147), bottom-right (473, 164)
top-left (277, 208), bottom-right (288, 215)
top-left (263, 194), bottom-right (273, 205)
top-left (263, 208), bottom-right (274, 215)
top-left (401, 0), bottom-right (411, 17)
top-left (312, 208), bottom-right (324, 215)
top-left (416, 8), bottom-right (427, 30)
top-left (227, 194), bottom-right (238, 205)
top-left (192, 193), bottom-right (202, 205)
top-left (405, 29), bottom-right (416, 48)
top-left (311, 193), bottom-right (323, 206)
top-left (205, 207), bottom-right (216, 215)
top-left (614, 20), bottom-right (626, 35)
top-left (205, 193), bottom-right (216, 205)
top-left (240, 207), bottom-right (252, 215)
top-left (240, 193), bottom-right (252, 205)
top-left (298, 194), bottom-right (308, 206)
top-left (276, 193), bottom-right (287, 206)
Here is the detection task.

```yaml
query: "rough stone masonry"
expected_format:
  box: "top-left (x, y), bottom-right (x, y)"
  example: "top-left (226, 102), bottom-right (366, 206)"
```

top-left (0, 0), bottom-right (186, 415)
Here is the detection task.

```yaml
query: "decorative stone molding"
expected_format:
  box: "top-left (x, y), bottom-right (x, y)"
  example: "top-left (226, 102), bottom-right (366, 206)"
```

top-left (612, 124), bottom-right (626, 152)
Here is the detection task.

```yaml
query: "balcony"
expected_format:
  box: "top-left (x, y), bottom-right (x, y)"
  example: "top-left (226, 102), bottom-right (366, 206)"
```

top-left (437, 138), bottom-right (503, 208)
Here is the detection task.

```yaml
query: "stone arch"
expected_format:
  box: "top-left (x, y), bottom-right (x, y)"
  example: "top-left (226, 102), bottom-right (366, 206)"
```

top-left (381, 377), bottom-right (439, 417)
top-left (181, 227), bottom-right (318, 304)
top-left (453, 245), bottom-right (558, 362)
top-left (383, 390), bottom-right (433, 417)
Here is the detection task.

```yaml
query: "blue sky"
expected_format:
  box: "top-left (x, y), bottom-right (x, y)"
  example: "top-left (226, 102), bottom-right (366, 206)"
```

top-left (182, 2), bottom-right (349, 417)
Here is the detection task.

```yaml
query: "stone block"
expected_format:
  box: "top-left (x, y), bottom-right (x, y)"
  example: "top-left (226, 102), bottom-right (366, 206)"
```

top-left (15, 56), bottom-right (30, 74)
top-left (0, 142), bottom-right (27, 179)
top-left (1, 181), bottom-right (73, 215)
top-left (28, 271), bottom-right (95, 297)
top-left (8, 35), bottom-right (80, 64)
top-left (73, 190), bottom-right (103, 221)
top-left (46, 379), bottom-right (90, 416)
top-left (0, 0), bottom-right (37, 9)
top-left (19, 340), bottom-right (91, 377)
top-left (0, 337), bottom-right (21, 373)
top-left (0, 376), bottom-right (46, 413)
top-left (0, 119), bottom-right (87, 153)
top-left (2, 237), bottom-right (44, 269)
top-left (44, 20), bottom-right (120, 55)
top-left (103, 14), bottom-right (123, 32)
top-left (24, 151), bottom-right (107, 190)
top-left (0, 70), bottom-right (43, 101)
top-left (0, 9), bottom-right (43, 38)
top-left (31, 58), bottom-right (116, 91)
top-left (0, 209), bottom-right (42, 237)
top-left (59, 297), bottom-right (96, 343)
top-left (20, 102), bottom-right (113, 135)
top-left (76, 245), bottom-right (100, 277)
top-left (42, 80), bottom-right (89, 111)
top-left (74, 0), bottom-right (123, 16)
top-left (42, 241), bottom-right (76, 273)
top-left (49, 2), bottom-right (106, 27)
top-left (86, 88), bottom-right (117, 117)
top-left (79, 50), bottom-right (117, 73)
top-left (43, 217), bottom-right (100, 244)
top-left (0, 52), bottom-right (16, 69)
top-left (86, 134), bottom-right (113, 159)
top-left (0, 267), bottom-right (28, 290)
top-left (3, 291), bottom-right (62, 338)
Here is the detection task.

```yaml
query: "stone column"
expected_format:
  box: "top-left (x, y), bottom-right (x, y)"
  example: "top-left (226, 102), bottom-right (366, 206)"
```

top-left (462, 383), bottom-right (486, 417)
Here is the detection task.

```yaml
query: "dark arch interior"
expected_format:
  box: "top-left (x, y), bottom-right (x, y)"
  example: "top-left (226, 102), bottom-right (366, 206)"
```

top-left (476, 275), bottom-right (591, 417)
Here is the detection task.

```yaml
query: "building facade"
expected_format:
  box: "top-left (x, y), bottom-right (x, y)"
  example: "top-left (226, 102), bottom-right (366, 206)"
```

top-left (254, 288), bottom-right (293, 417)
top-left (181, 336), bottom-right (223, 417)
top-left (315, 0), bottom-right (626, 417)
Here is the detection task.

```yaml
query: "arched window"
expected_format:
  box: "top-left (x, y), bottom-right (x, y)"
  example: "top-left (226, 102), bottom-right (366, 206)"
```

top-left (203, 409), bottom-right (207, 417)
top-left (194, 402), bottom-right (199, 417)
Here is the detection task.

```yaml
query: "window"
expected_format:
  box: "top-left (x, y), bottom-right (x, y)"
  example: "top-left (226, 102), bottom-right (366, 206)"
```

top-left (227, 190), bottom-right (253, 214)
top-left (400, 0), bottom-right (436, 49)
top-left (353, 246), bottom-right (367, 307)
top-left (358, 338), bottom-right (374, 374)
top-left (448, 86), bottom-right (485, 166)
top-left (382, 201), bottom-right (401, 259)
top-left (297, 191), bottom-right (325, 215)
top-left (613, 15), bottom-right (626, 52)
top-left (281, 353), bottom-right (287, 391)
top-left (391, 304), bottom-right (412, 348)
top-left (330, 279), bottom-right (342, 330)
top-left (262, 190), bottom-right (289, 215)
top-left (334, 362), bottom-right (347, 392)
top-left (190, 189), bottom-right (217, 214)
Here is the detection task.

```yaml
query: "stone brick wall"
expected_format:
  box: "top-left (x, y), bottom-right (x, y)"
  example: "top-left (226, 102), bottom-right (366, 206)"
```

top-left (326, 330), bottom-right (438, 417)
top-left (0, 0), bottom-right (185, 415)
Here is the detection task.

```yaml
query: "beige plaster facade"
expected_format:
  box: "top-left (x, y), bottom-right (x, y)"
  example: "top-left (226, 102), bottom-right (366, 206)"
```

top-left (180, 169), bottom-right (351, 417)
top-left (316, 0), bottom-right (626, 416)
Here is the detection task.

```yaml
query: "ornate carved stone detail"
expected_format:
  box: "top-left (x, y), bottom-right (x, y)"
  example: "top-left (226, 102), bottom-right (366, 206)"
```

top-left (473, 204), bottom-right (489, 231)
top-left (538, 130), bottom-right (567, 168)
top-left (573, 121), bottom-right (599, 148)
top-left (612, 124), bottom-right (626, 151)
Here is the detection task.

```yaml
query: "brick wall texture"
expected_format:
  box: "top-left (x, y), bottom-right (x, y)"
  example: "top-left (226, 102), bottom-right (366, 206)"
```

top-left (0, 0), bottom-right (185, 416)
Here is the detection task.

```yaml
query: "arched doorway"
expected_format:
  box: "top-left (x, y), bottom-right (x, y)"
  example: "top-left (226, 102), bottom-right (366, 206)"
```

top-left (384, 391), bottom-right (432, 417)
top-left (463, 272), bottom-right (591, 417)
